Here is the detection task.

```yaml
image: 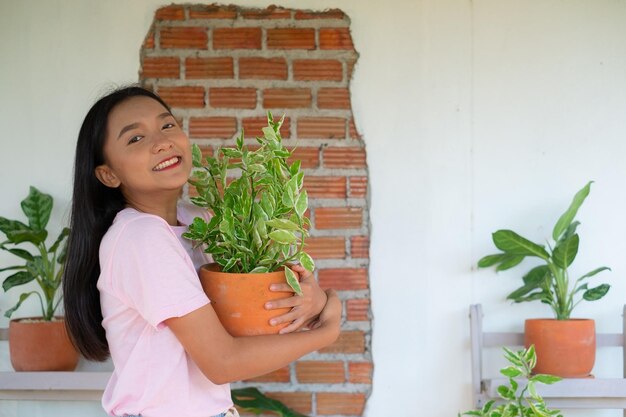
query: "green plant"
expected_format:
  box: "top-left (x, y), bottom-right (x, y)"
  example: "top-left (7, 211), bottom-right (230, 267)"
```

top-left (460, 345), bottom-right (562, 417)
top-left (232, 387), bottom-right (308, 417)
top-left (184, 113), bottom-right (313, 295)
top-left (478, 181), bottom-right (610, 320)
top-left (0, 187), bottom-right (69, 321)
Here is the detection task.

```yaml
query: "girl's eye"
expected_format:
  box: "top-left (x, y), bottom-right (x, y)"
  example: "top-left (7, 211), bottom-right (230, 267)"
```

top-left (162, 123), bottom-right (175, 130)
top-left (128, 135), bottom-right (143, 145)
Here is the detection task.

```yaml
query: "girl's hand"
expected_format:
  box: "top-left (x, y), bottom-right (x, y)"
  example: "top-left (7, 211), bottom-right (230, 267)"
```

top-left (265, 264), bottom-right (327, 334)
top-left (309, 289), bottom-right (342, 337)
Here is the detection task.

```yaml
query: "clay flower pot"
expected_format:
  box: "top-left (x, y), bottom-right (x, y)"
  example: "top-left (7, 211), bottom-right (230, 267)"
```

top-left (524, 318), bottom-right (595, 378)
top-left (199, 263), bottom-right (292, 336)
top-left (9, 317), bottom-right (80, 371)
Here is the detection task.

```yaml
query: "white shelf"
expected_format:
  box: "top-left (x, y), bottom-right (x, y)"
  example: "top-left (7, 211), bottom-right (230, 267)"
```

top-left (470, 304), bottom-right (626, 415)
top-left (0, 371), bottom-right (109, 401)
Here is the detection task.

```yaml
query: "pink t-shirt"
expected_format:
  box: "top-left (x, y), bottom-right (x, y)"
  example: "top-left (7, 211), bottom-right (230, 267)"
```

top-left (97, 202), bottom-right (232, 417)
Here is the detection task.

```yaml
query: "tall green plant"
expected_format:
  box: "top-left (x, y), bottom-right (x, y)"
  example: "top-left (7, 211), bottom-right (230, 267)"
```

top-left (184, 113), bottom-right (313, 295)
top-left (0, 187), bottom-right (69, 321)
top-left (460, 346), bottom-right (562, 417)
top-left (478, 182), bottom-right (610, 320)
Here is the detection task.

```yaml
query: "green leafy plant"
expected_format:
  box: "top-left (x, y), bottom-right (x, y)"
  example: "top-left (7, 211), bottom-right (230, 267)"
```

top-left (232, 387), bottom-right (308, 417)
top-left (478, 181), bottom-right (610, 320)
top-left (0, 187), bottom-right (69, 321)
top-left (184, 113), bottom-right (313, 295)
top-left (460, 346), bottom-right (562, 417)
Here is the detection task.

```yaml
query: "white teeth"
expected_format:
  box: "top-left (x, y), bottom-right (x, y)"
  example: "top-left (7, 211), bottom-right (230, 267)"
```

top-left (153, 157), bottom-right (180, 171)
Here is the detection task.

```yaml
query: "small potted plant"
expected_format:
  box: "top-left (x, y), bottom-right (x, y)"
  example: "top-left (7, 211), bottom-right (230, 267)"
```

top-left (184, 113), bottom-right (314, 336)
top-left (478, 181), bottom-right (610, 377)
top-left (460, 345), bottom-right (563, 417)
top-left (0, 186), bottom-right (78, 371)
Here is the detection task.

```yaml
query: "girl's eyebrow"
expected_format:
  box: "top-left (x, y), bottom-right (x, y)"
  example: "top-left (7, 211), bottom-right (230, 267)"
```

top-left (117, 112), bottom-right (173, 139)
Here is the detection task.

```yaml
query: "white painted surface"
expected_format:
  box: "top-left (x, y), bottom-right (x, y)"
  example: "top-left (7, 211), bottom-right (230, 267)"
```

top-left (1, 1), bottom-right (626, 416)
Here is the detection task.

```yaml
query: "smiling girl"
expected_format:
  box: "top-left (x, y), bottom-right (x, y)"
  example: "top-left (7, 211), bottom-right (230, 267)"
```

top-left (63, 86), bottom-right (341, 417)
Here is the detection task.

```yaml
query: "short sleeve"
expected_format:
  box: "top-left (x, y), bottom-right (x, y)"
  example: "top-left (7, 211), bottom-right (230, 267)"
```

top-left (108, 215), bottom-right (209, 330)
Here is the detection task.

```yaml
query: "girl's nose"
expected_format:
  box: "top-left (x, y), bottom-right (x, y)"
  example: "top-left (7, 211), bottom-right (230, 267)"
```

top-left (152, 133), bottom-right (174, 153)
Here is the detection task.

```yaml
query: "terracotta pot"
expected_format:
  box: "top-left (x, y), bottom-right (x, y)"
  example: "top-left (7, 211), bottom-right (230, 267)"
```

top-left (199, 263), bottom-right (292, 336)
top-left (524, 318), bottom-right (595, 378)
top-left (9, 317), bottom-right (80, 371)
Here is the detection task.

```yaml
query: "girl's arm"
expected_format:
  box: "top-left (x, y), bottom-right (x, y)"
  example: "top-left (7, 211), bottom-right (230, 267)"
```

top-left (164, 289), bottom-right (341, 385)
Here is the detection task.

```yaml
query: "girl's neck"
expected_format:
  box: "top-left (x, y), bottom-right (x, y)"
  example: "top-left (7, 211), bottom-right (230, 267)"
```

top-left (124, 193), bottom-right (180, 226)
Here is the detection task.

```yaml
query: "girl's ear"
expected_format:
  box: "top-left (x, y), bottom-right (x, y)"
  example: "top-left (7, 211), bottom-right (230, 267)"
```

top-left (94, 165), bottom-right (121, 188)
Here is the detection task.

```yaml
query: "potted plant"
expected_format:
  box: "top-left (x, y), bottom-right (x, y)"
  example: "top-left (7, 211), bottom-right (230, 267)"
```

top-left (460, 345), bottom-right (563, 417)
top-left (184, 113), bottom-right (314, 336)
top-left (0, 186), bottom-right (78, 371)
top-left (478, 181), bottom-right (610, 377)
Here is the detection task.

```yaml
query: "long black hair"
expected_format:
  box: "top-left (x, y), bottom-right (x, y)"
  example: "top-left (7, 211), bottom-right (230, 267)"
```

top-left (63, 86), bottom-right (172, 361)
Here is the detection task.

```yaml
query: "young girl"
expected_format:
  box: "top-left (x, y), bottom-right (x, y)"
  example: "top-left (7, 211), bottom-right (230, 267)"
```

top-left (63, 86), bottom-right (341, 417)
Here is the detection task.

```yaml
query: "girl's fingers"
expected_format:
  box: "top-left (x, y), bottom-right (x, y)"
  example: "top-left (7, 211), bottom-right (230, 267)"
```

top-left (269, 282), bottom-right (295, 293)
top-left (269, 309), bottom-right (300, 326)
top-left (278, 319), bottom-right (304, 334)
top-left (265, 295), bottom-right (302, 310)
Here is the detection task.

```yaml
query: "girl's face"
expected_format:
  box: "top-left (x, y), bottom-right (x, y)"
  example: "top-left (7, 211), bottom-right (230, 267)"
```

top-left (95, 96), bottom-right (192, 202)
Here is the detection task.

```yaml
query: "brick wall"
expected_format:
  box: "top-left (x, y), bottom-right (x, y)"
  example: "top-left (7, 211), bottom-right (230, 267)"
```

top-left (139, 4), bottom-right (370, 416)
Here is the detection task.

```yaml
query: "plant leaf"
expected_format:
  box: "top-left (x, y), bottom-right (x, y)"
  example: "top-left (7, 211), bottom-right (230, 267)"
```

top-left (583, 284), bottom-right (610, 301)
top-left (265, 219), bottom-right (300, 231)
top-left (0, 217), bottom-right (29, 237)
top-left (4, 291), bottom-right (37, 318)
top-left (495, 255), bottom-right (525, 271)
top-left (531, 374), bottom-right (562, 385)
top-left (191, 143), bottom-right (202, 168)
top-left (284, 266), bottom-right (303, 295)
top-left (552, 181), bottom-right (592, 241)
top-left (269, 230), bottom-right (297, 244)
top-left (2, 271), bottom-right (35, 291)
top-left (492, 230), bottom-right (549, 259)
top-left (231, 387), bottom-right (309, 417)
top-left (6, 229), bottom-right (47, 245)
top-left (477, 254), bottom-right (506, 268)
top-left (299, 252), bottom-right (315, 271)
top-left (3, 247), bottom-right (34, 262)
top-left (500, 366), bottom-right (522, 378)
top-left (295, 190), bottom-right (308, 217)
top-left (577, 266), bottom-right (611, 282)
top-left (523, 265), bottom-right (550, 286)
top-left (48, 227), bottom-right (70, 253)
top-left (552, 234), bottom-right (579, 269)
top-left (21, 186), bottom-right (53, 232)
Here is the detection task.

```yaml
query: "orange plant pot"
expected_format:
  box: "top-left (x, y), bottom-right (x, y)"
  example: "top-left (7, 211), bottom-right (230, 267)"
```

top-left (9, 317), bottom-right (80, 372)
top-left (524, 318), bottom-right (595, 378)
top-left (199, 263), bottom-right (293, 336)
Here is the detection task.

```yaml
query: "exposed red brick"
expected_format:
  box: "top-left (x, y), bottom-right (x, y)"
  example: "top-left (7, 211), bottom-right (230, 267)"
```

top-left (185, 57), bottom-right (233, 79)
top-left (317, 392), bottom-right (366, 416)
top-left (160, 27), bottom-right (208, 49)
top-left (242, 117), bottom-right (291, 139)
top-left (304, 236), bottom-right (345, 259)
top-left (263, 88), bottom-right (312, 108)
top-left (320, 28), bottom-right (354, 50)
top-left (318, 268), bottom-right (368, 290)
top-left (294, 59), bottom-right (343, 81)
top-left (347, 299), bottom-right (370, 321)
top-left (189, 5), bottom-right (237, 19)
top-left (296, 361), bottom-right (345, 383)
top-left (304, 176), bottom-right (346, 199)
top-left (350, 235), bottom-right (369, 259)
top-left (315, 207), bottom-right (362, 230)
top-left (244, 366), bottom-right (290, 383)
top-left (209, 88), bottom-right (257, 109)
top-left (155, 5), bottom-right (185, 20)
top-left (189, 117), bottom-right (237, 138)
top-left (266, 392), bottom-right (312, 415)
top-left (239, 57), bottom-right (288, 80)
top-left (349, 117), bottom-right (362, 139)
top-left (213, 28), bottom-right (262, 50)
top-left (298, 117), bottom-right (345, 139)
top-left (143, 31), bottom-right (155, 49)
top-left (323, 147), bottom-right (367, 168)
top-left (349, 362), bottom-right (373, 384)
top-left (320, 331), bottom-right (366, 354)
top-left (349, 176), bottom-right (367, 198)
top-left (290, 147), bottom-right (319, 169)
top-left (267, 28), bottom-right (315, 50)
top-left (141, 57), bottom-right (180, 79)
top-left (242, 6), bottom-right (291, 19)
top-left (295, 9), bottom-right (346, 20)
top-left (157, 86), bottom-right (205, 108)
top-left (318, 88), bottom-right (350, 109)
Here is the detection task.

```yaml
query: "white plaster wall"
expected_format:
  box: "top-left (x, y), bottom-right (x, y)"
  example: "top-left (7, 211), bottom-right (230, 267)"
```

top-left (1, 1), bottom-right (626, 416)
